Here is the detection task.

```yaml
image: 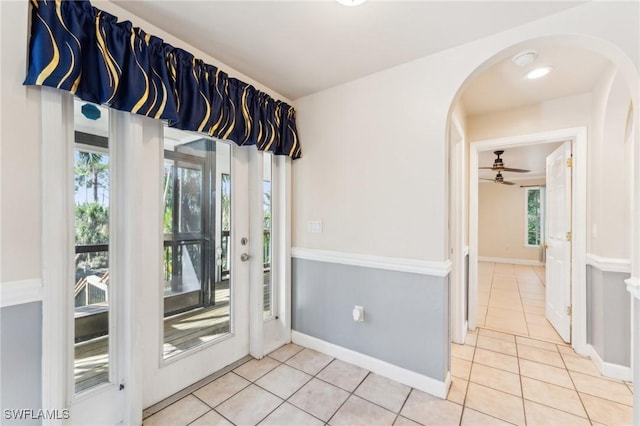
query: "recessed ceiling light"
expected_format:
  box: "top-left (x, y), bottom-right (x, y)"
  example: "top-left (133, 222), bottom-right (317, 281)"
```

top-left (526, 66), bottom-right (553, 80)
top-left (512, 50), bottom-right (537, 67)
top-left (336, 0), bottom-right (367, 6)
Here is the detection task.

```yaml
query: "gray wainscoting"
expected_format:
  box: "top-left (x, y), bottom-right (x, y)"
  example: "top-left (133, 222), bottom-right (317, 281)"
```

top-left (586, 265), bottom-right (631, 367)
top-left (292, 258), bottom-right (449, 382)
top-left (465, 254), bottom-right (470, 323)
top-left (1, 302), bottom-right (42, 425)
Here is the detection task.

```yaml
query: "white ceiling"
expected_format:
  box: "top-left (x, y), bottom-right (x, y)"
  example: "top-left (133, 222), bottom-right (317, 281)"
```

top-left (460, 45), bottom-right (611, 116)
top-left (109, 1), bottom-right (609, 177)
top-left (111, 0), bottom-right (585, 101)
top-left (478, 142), bottom-right (564, 183)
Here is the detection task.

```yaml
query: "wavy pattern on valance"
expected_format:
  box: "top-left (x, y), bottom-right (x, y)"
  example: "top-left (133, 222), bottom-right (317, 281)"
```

top-left (24, 0), bottom-right (302, 159)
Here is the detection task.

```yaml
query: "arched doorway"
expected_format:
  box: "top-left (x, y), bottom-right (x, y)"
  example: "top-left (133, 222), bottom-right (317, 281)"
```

top-left (446, 35), bottom-right (639, 423)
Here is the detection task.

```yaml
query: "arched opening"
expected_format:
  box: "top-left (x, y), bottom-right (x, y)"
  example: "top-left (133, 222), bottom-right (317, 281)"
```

top-left (446, 35), bottom-right (639, 395)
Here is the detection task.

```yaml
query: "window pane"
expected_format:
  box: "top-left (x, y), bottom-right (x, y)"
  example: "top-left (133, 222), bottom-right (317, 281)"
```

top-left (178, 166), bottom-right (202, 234)
top-left (527, 188), bottom-right (541, 246)
top-left (162, 127), bottom-right (231, 360)
top-left (263, 154), bottom-right (273, 319)
top-left (73, 99), bottom-right (110, 393)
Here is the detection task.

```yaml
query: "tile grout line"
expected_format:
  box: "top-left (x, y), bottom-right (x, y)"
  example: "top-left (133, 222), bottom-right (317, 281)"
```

top-left (222, 346), bottom-right (328, 425)
top-left (142, 355), bottom-right (253, 420)
top-left (559, 348), bottom-right (595, 425)
top-left (395, 385), bottom-right (415, 426)
top-left (281, 349), bottom-right (415, 423)
top-left (518, 342), bottom-right (597, 423)
top-left (456, 333), bottom-right (477, 426)
top-left (237, 359), bottom-right (293, 426)
top-left (264, 348), bottom-right (388, 425)
top-left (466, 326), bottom-right (527, 426)
top-left (514, 267), bottom-right (532, 338)
top-left (315, 358), bottom-right (356, 425)
top-left (261, 347), bottom-right (327, 424)
top-left (192, 346), bottom-right (307, 426)
top-left (514, 332), bottom-right (528, 426)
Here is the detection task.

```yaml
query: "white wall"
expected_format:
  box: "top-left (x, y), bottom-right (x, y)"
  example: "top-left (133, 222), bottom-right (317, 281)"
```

top-left (293, 68), bottom-right (449, 260)
top-left (292, 2), bottom-right (639, 264)
top-left (0, 1), bottom-right (41, 283)
top-left (466, 93), bottom-right (592, 141)
top-left (478, 178), bottom-right (545, 262)
top-left (590, 65), bottom-right (633, 259)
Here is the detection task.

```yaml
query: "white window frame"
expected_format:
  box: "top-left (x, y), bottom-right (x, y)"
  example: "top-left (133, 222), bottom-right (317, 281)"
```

top-left (524, 186), bottom-right (545, 248)
top-left (41, 88), bottom-right (143, 425)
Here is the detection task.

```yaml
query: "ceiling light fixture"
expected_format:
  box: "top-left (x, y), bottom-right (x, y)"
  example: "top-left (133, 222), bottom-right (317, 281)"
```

top-left (512, 50), bottom-right (537, 67)
top-left (526, 66), bottom-right (553, 80)
top-left (336, 0), bottom-right (367, 6)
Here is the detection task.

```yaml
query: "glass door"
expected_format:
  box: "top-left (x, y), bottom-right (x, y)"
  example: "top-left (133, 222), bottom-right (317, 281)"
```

top-left (142, 126), bottom-right (251, 408)
top-left (68, 99), bottom-right (126, 424)
top-left (161, 130), bottom-right (234, 359)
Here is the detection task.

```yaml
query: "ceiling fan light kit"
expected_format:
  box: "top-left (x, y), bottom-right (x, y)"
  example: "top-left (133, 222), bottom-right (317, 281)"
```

top-left (480, 171), bottom-right (517, 186)
top-left (479, 150), bottom-right (529, 185)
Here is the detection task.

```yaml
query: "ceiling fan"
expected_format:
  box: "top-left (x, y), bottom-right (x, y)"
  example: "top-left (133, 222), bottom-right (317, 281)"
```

top-left (481, 171), bottom-right (516, 185)
top-left (480, 150), bottom-right (530, 173)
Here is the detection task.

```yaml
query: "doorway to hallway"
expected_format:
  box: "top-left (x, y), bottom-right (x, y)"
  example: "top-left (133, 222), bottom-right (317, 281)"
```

top-left (464, 127), bottom-right (587, 352)
top-left (477, 262), bottom-right (563, 343)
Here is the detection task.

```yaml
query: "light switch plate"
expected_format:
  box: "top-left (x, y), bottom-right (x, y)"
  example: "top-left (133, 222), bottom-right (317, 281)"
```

top-left (307, 220), bottom-right (323, 233)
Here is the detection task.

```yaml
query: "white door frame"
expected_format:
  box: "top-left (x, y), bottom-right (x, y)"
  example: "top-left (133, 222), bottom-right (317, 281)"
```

top-left (449, 117), bottom-right (468, 344)
top-left (41, 89), bottom-right (140, 425)
top-left (466, 127), bottom-right (588, 355)
top-left (249, 153), bottom-right (293, 359)
top-left (41, 89), bottom-right (294, 423)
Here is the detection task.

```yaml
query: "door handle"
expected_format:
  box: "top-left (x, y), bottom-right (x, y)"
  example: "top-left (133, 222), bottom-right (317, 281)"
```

top-left (541, 243), bottom-right (548, 250)
top-left (240, 253), bottom-right (251, 262)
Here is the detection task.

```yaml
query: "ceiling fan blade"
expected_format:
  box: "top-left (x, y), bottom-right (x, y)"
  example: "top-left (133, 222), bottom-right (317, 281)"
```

top-left (479, 167), bottom-right (497, 170)
top-left (479, 178), bottom-right (495, 181)
top-left (501, 167), bottom-right (530, 173)
top-left (501, 181), bottom-right (517, 185)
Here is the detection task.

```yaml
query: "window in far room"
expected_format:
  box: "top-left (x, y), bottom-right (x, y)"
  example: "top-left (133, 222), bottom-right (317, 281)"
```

top-left (525, 187), bottom-right (544, 246)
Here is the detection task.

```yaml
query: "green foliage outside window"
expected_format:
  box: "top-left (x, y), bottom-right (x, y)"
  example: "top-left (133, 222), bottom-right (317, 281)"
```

top-left (75, 152), bottom-right (109, 276)
top-left (527, 188), bottom-right (541, 246)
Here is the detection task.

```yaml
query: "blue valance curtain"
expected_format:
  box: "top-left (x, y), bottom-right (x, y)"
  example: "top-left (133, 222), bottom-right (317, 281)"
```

top-left (24, 0), bottom-right (302, 159)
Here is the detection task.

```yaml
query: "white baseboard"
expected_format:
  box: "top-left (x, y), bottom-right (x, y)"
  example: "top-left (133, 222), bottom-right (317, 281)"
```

top-left (1, 279), bottom-right (43, 308)
top-left (292, 331), bottom-right (450, 399)
top-left (587, 344), bottom-right (632, 381)
top-left (478, 256), bottom-right (543, 266)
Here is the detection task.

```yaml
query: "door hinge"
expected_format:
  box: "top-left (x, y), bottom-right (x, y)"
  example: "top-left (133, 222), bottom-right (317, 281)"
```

top-left (566, 231), bottom-right (572, 242)
top-left (566, 306), bottom-right (573, 316)
top-left (566, 157), bottom-right (573, 167)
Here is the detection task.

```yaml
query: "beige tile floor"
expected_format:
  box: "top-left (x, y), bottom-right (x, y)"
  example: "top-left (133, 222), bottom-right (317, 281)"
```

top-left (143, 262), bottom-right (633, 425)
top-left (143, 332), bottom-right (633, 426)
top-left (477, 262), bottom-right (564, 343)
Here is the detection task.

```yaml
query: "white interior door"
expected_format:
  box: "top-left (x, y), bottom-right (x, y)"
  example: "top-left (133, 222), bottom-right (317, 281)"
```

top-left (545, 141), bottom-right (572, 343)
top-left (141, 128), bottom-right (251, 408)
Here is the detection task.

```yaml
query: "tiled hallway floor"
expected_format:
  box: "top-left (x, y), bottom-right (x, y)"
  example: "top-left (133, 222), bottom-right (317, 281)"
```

top-left (144, 329), bottom-right (634, 426)
top-left (143, 263), bottom-right (633, 426)
top-left (476, 262), bottom-right (563, 343)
